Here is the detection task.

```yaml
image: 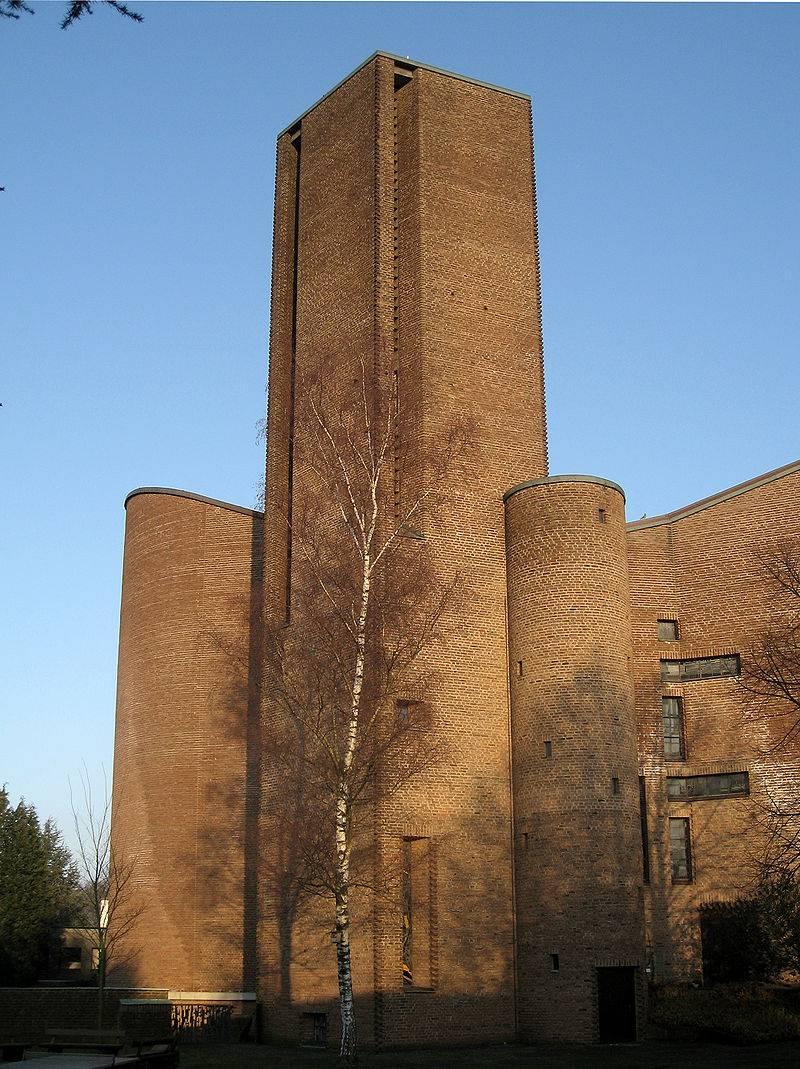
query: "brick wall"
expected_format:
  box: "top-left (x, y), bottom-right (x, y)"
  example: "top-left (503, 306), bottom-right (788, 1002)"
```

top-left (506, 478), bottom-right (645, 1041)
top-left (110, 49), bottom-right (800, 1049)
top-left (0, 987), bottom-right (167, 1038)
top-left (628, 466), bottom-right (800, 980)
top-left (113, 489), bottom-right (262, 992)
top-left (259, 53), bottom-right (547, 1048)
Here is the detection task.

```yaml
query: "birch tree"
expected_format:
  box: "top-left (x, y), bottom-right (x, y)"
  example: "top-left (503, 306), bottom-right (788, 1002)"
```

top-left (264, 356), bottom-right (467, 1061)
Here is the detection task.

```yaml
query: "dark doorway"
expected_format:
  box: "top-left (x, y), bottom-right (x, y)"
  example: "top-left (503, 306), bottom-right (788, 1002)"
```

top-left (597, 966), bottom-right (637, 1043)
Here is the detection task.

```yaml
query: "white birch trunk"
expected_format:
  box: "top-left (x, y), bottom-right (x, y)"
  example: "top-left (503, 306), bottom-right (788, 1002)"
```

top-left (335, 547), bottom-right (371, 1061)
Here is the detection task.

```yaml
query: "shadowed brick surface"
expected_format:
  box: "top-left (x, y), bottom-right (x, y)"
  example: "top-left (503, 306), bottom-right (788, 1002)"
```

top-left (111, 52), bottom-right (800, 1048)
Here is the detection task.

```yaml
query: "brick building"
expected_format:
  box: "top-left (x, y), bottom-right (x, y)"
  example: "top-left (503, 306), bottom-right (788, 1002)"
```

top-left (111, 53), bottom-right (800, 1045)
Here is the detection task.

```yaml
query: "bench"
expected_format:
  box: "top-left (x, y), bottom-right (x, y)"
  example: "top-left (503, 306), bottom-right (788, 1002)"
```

top-left (47, 1028), bottom-right (127, 1061)
top-left (130, 1035), bottom-right (179, 1067)
top-left (1, 1040), bottom-right (29, 1063)
top-left (43, 1027), bottom-right (178, 1067)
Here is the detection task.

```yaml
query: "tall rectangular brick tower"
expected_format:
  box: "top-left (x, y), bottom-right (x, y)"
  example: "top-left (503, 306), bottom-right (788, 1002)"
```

top-left (261, 52), bottom-right (547, 1046)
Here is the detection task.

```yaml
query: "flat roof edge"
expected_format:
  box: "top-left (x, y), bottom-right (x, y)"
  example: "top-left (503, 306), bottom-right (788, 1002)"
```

top-left (277, 50), bottom-right (530, 139)
top-left (504, 474), bottom-right (626, 503)
top-left (124, 487), bottom-right (262, 519)
top-left (627, 458), bottom-right (800, 532)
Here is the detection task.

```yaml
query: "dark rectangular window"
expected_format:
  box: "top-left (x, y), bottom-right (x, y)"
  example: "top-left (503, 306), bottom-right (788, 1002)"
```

top-left (550, 953), bottom-right (560, 972)
top-left (662, 696), bottom-right (685, 760)
top-left (639, 777), bottom-right (650, 884)
top-left (660, 655), bottom-right (740, 682)
top-left (301, 1012), bottom-right (327, 1047)
top-left (396, 699), bottom-right (427, 728)
top-left (612, 776), bottom-right (620, 795)
top-left (667, 772), bottom-right (749, 801)
top-left (543, 740), bottom-right (552, 758)
top-left (670, 817), bottom-right (693, 883)
top-left (658, 619), bottom-right (679, 641)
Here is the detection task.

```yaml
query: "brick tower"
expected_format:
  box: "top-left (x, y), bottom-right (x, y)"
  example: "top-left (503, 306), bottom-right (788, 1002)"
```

top-left (505, 477), bottom-right (645, 1041)
top-left (110, 49), bottom-right (800, 1049)
top-left (259, 52), bottom-right (547, 1047)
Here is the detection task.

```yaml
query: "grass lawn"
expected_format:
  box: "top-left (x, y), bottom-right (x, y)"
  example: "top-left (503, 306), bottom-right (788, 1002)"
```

top-left (180, 1039), bottom-right (799, 1068)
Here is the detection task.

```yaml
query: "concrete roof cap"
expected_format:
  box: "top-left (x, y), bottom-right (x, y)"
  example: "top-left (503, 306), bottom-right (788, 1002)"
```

top-left (627, 458), bottom-right (800, 531)
top-left (278, 50), bottom-right (530, 138)
top-left (124, 486), bottom-right (262, 518)
top-left (503, 475), bottom-right (626, 503)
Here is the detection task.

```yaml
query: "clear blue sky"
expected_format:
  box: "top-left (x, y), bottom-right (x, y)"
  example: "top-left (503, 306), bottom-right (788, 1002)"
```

top-left (2, 2), bottom-right (799, 851)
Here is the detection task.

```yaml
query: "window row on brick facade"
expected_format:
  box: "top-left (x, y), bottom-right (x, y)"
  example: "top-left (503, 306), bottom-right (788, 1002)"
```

top-left (660, 655), bottom-right (740, 682)
top-left (667, 771), bottom-right (749, 801)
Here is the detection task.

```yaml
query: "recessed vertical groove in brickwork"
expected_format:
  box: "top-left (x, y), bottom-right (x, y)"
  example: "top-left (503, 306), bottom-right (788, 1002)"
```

top-left (190, 503), bottom-right (206, 991)
top-left (371, 60), bottom-right (385, 1051)
top-left (391, 74), bottom-right (403, 521)
top-left (263, 147), bottom-right (281, 506)
top-left (503, 586), bottom-right (520, 1037)
top-left (528, 103), bottom-right (549, 474)
top-left (285, 135), bottom-right (301, 621)
top-left (242, 511), bottom-right (263, 992)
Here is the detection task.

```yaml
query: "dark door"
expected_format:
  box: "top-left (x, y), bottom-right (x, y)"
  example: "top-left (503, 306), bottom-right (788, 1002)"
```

top-left (597, 966), bottom-right (637, 1043)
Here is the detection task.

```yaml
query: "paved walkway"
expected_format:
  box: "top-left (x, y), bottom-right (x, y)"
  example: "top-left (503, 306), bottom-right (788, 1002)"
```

top-left (20, 1056), bottom-right (138, 1068)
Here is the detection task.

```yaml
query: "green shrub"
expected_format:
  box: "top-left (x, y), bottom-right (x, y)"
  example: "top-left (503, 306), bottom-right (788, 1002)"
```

top-left (650, 982), bottom-right (800, 1044)
top-left (700, 876), bottom-right (800, 984)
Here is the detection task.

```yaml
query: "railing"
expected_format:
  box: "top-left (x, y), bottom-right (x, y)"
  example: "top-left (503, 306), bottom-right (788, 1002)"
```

top-left (170, 1002), bottom-right (232, 1043)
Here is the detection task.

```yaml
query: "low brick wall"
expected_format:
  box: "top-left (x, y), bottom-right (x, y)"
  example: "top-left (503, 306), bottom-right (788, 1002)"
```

top-left (0, 987), bottom-right (169, 1039)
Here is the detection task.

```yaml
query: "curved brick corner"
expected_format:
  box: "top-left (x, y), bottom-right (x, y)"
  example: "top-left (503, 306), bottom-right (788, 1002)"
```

top-left (112, 490), bottom-right (262, 992)
top-left (505, 479), bottom-right (645, 1041)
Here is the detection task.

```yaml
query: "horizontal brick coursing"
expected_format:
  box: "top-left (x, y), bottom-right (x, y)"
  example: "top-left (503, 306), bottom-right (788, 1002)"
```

top-left (113, 492), bottom-right (262, 993)
top-left (629, 470), bottom-right (800, 980)
top-left (111, 51), bottom-right (799, 1051)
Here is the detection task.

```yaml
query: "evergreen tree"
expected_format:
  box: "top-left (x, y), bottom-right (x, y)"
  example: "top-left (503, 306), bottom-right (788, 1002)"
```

top-left (0, 787), bottom-right (78, 985)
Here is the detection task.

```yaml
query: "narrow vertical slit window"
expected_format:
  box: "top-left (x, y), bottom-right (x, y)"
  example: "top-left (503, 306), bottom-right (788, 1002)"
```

top-left (662, 696), bottom-right (685, 760)
top-left (612, 776), bottom-right (620, 795)
top-left (402, 839), bottom-right (412, 985)
top-left (543, 740), bottom-right (552, 759)
top-left (670, 817), bottom-right (693, 883)
top-left (401, 837), bottom-right (432, 988)
top-left (639, 776), bottom-right (650, 884)
top-left (550, 953), bottom-right (560, 972)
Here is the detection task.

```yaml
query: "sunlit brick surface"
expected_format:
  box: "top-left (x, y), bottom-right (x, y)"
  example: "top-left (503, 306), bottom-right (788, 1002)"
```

top-left (506, 479), bottom-right (645, 1041)
top-left (112, 491), bottom-right (262, 992)
top-left (111, 51), bottom-right (800, 1048)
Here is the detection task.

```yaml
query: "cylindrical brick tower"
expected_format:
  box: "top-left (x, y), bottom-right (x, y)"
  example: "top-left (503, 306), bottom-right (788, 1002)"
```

top-left (112, 488), bottom-right (262, 994)
top-left (504, 476), bottom-right (645, 1042)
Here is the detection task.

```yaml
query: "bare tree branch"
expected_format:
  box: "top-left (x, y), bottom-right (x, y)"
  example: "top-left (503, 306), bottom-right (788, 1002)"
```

top-left (263, 355), bottom-right (470, 1060)
top-left (69, 766), bottom-right (145, 1028)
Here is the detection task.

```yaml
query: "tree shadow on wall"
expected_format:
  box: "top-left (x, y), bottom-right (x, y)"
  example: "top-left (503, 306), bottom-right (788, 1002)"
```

top-left (177, 511), bottom-right (265, 995)
top-left (639, 669), bottom-right (768, 984)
